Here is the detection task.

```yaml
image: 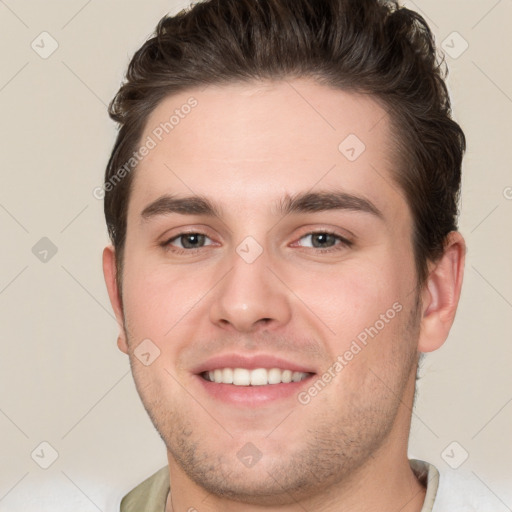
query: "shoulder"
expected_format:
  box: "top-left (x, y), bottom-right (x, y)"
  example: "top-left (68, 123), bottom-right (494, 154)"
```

top-left (120, 466), bottom-right (170, 512)
top-left (433, 466), bottom-right (505, 512)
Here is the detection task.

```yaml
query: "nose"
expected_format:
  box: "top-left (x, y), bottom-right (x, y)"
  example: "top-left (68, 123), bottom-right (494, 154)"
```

top-left (209, 246), bottom-right (292, 333)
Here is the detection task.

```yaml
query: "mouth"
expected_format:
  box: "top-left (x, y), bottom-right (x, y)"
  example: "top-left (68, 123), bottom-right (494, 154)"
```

top-left (191, 354), bottom-right (317, 406)
top-left (195, 369), bottom-right (316, 406)
top-left (199, 367), bottom-right (313, 386)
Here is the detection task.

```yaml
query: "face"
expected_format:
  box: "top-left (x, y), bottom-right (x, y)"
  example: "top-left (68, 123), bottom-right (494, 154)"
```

top-left (114, 79), bottom-right (424, 504)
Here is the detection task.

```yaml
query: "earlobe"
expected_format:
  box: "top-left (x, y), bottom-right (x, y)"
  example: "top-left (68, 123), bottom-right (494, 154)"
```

top-left (102, 245), bottom-right (129, 354)
top-left (117, 334), bottom-right (128, 354)
top-left (417, 231), bottom-right (466, 353)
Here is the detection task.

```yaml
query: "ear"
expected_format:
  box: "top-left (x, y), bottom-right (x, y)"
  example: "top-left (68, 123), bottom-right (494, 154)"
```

top-left (417, 231), bottom-right (466, 353)
top-left (102, 245), bottom-right (128, 354)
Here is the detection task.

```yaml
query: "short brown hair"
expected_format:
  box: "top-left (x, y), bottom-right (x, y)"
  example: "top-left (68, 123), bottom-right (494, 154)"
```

top-left (104, 0), bottom-right (465, 293)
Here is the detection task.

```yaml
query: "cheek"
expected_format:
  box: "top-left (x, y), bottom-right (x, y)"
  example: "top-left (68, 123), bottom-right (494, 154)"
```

top-left (292, 257), bottom-right (406, 335)
top-left (121, 252), bottom-right (215, 344)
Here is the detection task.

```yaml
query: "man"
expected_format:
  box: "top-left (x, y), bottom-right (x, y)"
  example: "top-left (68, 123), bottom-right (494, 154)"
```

top-left (102, 0), bottom-right (469, 510)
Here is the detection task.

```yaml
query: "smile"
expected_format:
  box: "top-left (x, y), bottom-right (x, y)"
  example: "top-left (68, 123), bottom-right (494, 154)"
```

top-left (201, 367), bottom-right (312, 386)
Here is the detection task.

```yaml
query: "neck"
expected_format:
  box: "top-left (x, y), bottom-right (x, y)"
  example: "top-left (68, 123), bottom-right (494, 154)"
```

top-left (165, 445), bottom-right (426, 512)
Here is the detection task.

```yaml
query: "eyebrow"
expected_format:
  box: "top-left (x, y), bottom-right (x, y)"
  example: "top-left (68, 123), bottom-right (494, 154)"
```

top-left (277, 190), bottom-right (383, 219)
top-left (140, 195), bottom-right (222, 222)
top-left (140, 190), bottom-right (383, 222)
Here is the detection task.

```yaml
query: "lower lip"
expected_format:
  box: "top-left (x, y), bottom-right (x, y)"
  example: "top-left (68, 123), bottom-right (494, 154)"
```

top-left (194, 374), bottom-right (315, 406)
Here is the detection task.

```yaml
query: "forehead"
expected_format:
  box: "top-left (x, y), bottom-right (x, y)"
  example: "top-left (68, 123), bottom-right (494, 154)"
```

top-left (129, 78), bottom-right (404, 221)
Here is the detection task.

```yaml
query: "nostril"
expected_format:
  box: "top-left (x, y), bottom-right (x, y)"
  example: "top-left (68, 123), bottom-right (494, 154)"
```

top-left (254, 318), bottom-right (273, 328)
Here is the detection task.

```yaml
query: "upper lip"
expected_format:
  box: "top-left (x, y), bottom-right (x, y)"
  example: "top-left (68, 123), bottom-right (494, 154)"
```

top-left (191, 353), bottom-right (317, 375)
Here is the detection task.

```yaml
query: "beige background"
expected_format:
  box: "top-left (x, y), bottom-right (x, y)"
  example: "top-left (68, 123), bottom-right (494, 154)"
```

top-left (0, 0), bottom-right (511, 510)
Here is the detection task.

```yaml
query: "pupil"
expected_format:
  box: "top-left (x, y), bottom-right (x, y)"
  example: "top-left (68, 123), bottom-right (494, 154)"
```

top-left (182, 234), bottom-right (204, 248)
top-left (312, 233), bottom-right (335, 248)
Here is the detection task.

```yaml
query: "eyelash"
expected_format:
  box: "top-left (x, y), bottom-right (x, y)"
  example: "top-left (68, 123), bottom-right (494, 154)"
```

top-left (160, 230), bottom-right (353, 255)
top-left (292, 230), bottom-right (353, 252)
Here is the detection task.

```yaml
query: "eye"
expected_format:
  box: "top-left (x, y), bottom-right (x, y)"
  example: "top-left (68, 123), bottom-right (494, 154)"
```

top-left (164, 233), bottom-right (214, 250)
top-left (295, 231), bottom-right (351, 250)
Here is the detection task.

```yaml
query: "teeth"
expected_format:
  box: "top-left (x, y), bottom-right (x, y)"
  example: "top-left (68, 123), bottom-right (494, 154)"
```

top-left (222, 368), bottom-right (233, 384)
top-left (268, 368), bottom-right (282, 384)
top-left (250, 368), bottom-right (267, 386)
top-left (233, 368), bottom-right (251, 386)
top-left (204, 368), bottom-right (310, 385)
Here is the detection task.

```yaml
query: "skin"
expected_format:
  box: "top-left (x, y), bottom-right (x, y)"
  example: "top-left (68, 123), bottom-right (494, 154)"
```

top-left (103, 78), bottom-right (465, 511)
